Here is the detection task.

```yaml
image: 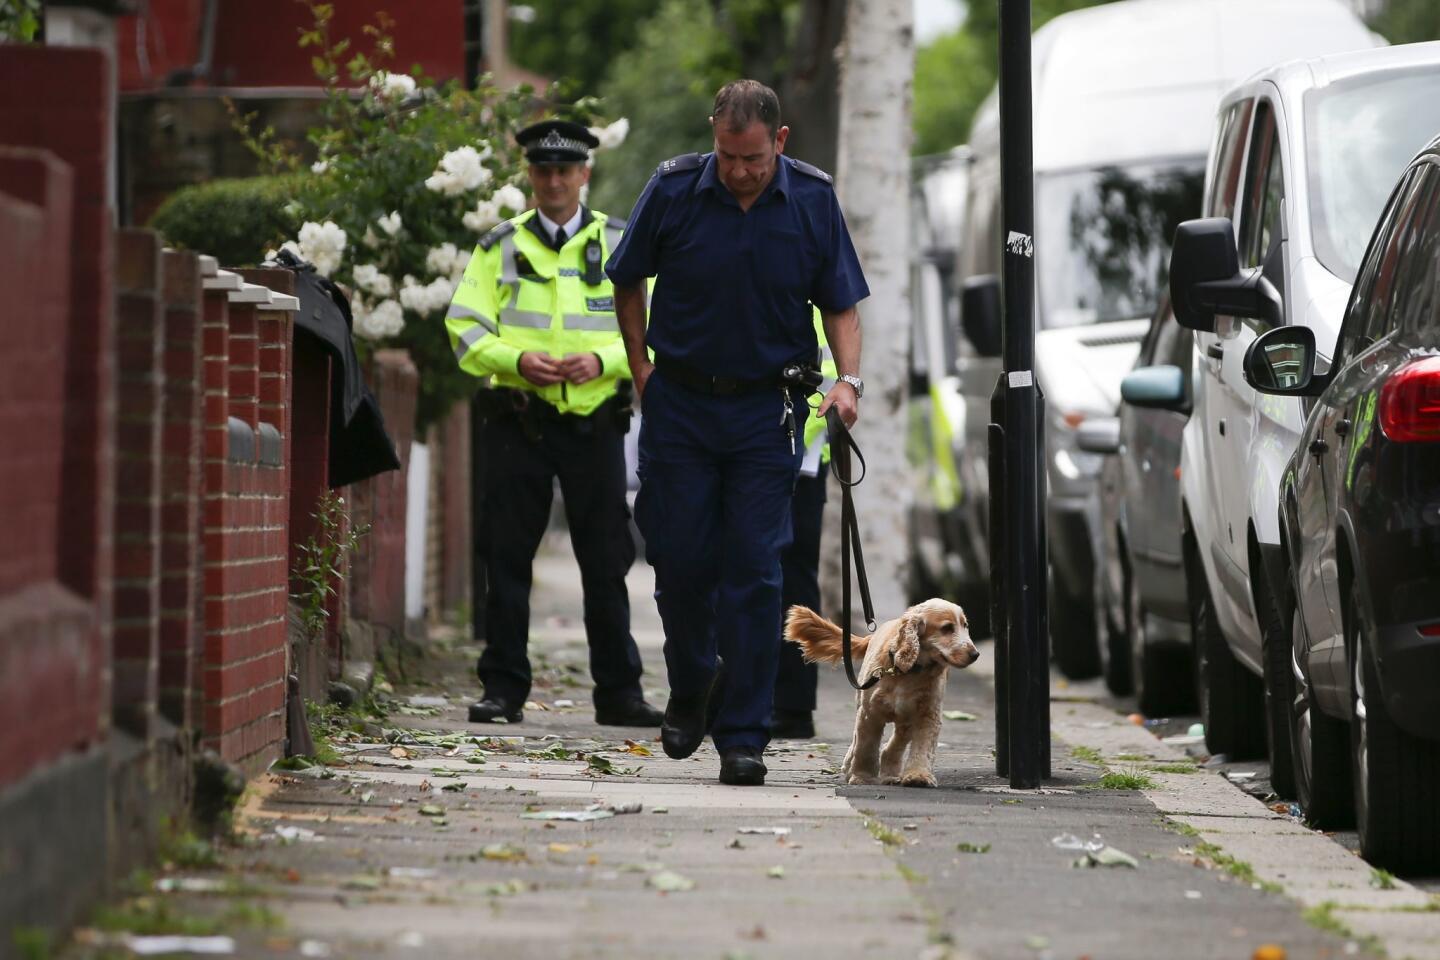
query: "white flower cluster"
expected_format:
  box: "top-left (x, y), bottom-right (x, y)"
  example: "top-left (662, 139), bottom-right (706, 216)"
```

top-left (279, 220), bottom-right (346, 277)
top-left (461, 182), bottom-right (527, 233)
top-left (589, 117), bottom-right (630, 151)
top-left (424, 242), bottom-right (471, 281)
top-left (369, 71), bottom-right (417, 102)
top-left (399, 274), bottom-right (458, 315)
top-left (352, 296), bottom-right (405, 341)
top-left (311, 158), bottom-right (330, 175)
top-left (352, 263), bottom-right (393, 298)
top-left (425, 145), bottom-right (494, 196)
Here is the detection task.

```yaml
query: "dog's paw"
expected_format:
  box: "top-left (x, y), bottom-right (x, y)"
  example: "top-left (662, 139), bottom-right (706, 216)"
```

top-left (899, 770), bottom-right (938, 788)
top-left (847, 772), bottom-right (879, 785)
top-left (880, 775), bottom-right (903, 785)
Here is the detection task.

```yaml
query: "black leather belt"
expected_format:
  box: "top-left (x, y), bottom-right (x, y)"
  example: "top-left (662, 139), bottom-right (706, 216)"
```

top-left (654, 354), bottom-right (813, 396)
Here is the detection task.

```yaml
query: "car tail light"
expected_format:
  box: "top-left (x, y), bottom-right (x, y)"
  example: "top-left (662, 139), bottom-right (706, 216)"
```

top-left (1379, 356), bottom-right (1440, 443)
top-left (1419, 622), bottom-right (1440, 638)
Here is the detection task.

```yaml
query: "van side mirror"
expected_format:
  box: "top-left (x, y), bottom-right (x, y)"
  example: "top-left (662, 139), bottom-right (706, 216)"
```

top-left (1075, 417), bottom-right (1121, 455)
top-left (1121, 364), bottom-right (1189, 413)
top-left (1170, 218), bottom-right (1283, 332)
top-left (1243, 326), bottom-right (1326, 395)
top-left (960, 274), bottom-right (1002, 358)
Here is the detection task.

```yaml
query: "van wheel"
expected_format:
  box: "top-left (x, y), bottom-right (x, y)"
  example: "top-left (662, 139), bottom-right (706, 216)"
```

top-left (1129, 572), bottom-right (1193, 717)
top-left (1190, 563), bottom-right (1265, 759)
top-left (1287, 608), bottom-right (1351, 827)
top-left (1258, 572), bottom-right (1297, 799)
top-left (1350, 581), bottom-right (1440, 871)
top-left (1051, 576), bottom-right (1101, 680)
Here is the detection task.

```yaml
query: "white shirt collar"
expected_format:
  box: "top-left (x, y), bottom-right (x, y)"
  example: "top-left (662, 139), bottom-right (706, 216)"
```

top-left (535, 207), bottom-right (583, 245)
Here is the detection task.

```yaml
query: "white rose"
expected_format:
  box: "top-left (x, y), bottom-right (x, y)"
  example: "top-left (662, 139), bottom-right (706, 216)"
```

top-left (369, 71), bottom-right (417, 102)
top-left (352, 263), bottom-right (393, 298)
top-left (425, 146), bottom-right (493, 196)
top-left (450, 248), bottom-right (471, 280)
top-left (425, 242), bottom-right (460, 278)
top-left (376, 211), bottom-right (402, 237)
top-left (362, 226), bottom-right (380, 249)
top-left (311, 159), bottom-right (330, 174)
top-left (297, 221), bottom-right (347, 277)
top-left (463, 198), bottom-right (502, 233)
top-left (369, 299), bottom-right (405, 337)
top-left (589, 117), bottom-right (629, 151)
top-left (493, 183), bottom-right (527, 215)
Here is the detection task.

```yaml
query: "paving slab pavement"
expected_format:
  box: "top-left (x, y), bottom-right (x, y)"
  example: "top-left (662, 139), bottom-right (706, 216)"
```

top-left (59, 534), bottom-right (1440, 959)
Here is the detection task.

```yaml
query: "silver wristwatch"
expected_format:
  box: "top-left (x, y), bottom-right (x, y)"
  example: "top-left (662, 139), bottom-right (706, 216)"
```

top-left (838, 374), bottom-right (864, 399)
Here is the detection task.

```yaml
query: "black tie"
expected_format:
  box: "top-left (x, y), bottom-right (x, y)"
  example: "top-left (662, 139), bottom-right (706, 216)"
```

top-left (552, 226), bottom-right (567, 250)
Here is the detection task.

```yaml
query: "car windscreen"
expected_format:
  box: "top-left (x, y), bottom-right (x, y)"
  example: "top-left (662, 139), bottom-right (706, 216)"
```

top-left (1307, 68), bottom-right (1440, 284)
top-left (1036, 161), bottom-right (1205, 328)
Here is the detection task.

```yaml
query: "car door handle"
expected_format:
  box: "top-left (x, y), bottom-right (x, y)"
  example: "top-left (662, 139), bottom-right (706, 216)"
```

top-left (1206, 343), bottom-right (1225, 360)
top-left (1309, 438), bottom-right (1329, 457)
top-left (1335, 418), bottom-right (1352, 436)
top-left (1218, 419), bottom-right (1226, 437)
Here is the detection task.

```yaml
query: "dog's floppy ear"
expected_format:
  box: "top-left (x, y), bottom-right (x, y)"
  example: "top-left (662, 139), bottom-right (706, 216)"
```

top-left (894, 610), bottom-right (923, 673)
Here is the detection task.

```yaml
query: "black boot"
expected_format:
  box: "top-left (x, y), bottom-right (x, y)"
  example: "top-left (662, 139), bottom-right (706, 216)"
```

top-left (770, 709), bottom-right (815, 740)
top-left (661, 660), bottom-right (726, 759)
top-left (595, 697), bottom-right (664, 727)
top-left (468, 696), bottom-right (523, 724)
top-left (719, 746), bottom-right (767, 786)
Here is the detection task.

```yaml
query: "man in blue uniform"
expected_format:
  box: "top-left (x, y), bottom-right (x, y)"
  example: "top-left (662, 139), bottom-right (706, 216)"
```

top-left (606, 79), bottom-right (869, 786)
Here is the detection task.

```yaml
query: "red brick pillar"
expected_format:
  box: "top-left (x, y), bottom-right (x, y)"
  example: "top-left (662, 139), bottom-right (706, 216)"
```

top-left (157, 250), bottom-right (204, 730)
top-left (111, 229), bottom-right (165, 736)
top-left (349, 350), bottom-right (417, 647)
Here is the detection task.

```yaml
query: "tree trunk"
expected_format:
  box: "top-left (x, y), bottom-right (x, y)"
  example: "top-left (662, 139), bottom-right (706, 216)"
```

top-left (827, 0), bottom-right (913, 626)
top-left (780, 0), bottom-right (846, 175)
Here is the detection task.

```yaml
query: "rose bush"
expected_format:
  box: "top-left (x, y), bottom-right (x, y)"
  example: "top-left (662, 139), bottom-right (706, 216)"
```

top-left (240, 3), bottom-right (627, 429)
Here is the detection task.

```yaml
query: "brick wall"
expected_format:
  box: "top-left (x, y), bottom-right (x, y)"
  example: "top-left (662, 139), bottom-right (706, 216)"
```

top-left (199, 273), bottom-right (296, 772)
top-left (350, 350), bottom-right (417, 644)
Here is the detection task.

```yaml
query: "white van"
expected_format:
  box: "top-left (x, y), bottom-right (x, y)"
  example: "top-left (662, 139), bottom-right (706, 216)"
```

top-left (953, 0), bottom-right (1378, 678)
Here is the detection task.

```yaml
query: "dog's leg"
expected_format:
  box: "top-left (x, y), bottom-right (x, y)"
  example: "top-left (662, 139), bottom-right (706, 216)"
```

top-left (898, 703), bottom-right (942, 788)
top-left (879, 722), bottom-right (911, 784)
top-left (846, 701), bottom-right (886, 785)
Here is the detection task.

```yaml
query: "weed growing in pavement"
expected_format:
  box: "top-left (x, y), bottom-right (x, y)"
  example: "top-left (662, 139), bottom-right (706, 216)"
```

top-left (1302, 901), bottom-right (1348, 936)
top-left (1113, 753), bottom-right (1151, 762)
top-left (1094, 767), bottom-right (1156, 790)
top-left (1193, 841), bottom-right (1282, 893)
top-left (1147, 763), bottom-right (1199, 774)
top-left (1371, 868), bottom-right (1398, 890)
top-left (157, 819), bottom-right (221, 870)
top-left (292, 491), bottom-right (369, 647)
top-left (11, 926), bottom-right (51, 960)
top-left (956, 842), bottom-right (992, 854)
top-left (1069, 745), bottom-right (1104, 764)
top-left (895, 861), bottom-right (927, 885)
top-left (1167, 819), bottom-right (1201, 839)
top-left (863, 817), bottom-right (907, 848)
top-left (93, 898), bottom-right (281, 937)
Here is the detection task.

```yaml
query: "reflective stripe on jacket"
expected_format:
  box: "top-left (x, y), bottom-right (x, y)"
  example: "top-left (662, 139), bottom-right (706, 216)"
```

top-left (803, 307), bottom-right (840, 460)
top-left (446, 208), bottom-right (629, 415)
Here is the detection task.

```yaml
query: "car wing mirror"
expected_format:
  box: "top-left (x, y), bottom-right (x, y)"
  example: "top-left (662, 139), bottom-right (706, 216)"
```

top-left (1075, 416), bottom-right (1121, 455)
top-left (1121, 364), bottom-right (1189, 413)
top-left (1170, 218), bottom-right (1283, 332)
top-left (960, 274), bottom-right (1002, 358)
top-left (1242, 325), bottom-right (1327, 396)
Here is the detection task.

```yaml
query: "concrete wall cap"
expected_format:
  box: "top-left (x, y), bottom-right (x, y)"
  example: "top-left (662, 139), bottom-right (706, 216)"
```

top-left (227, 282), bottom-right (274, 305)
top-left (203, 269), bottom-right (242, 291)
top-left (198, 254), bottom-right (219, 277)
top-left (265, 292), bottom-right (300, 312)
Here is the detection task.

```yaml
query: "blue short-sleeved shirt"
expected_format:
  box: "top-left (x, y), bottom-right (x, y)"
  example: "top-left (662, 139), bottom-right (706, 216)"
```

top-left (605, 152), bottom-right (869, 378)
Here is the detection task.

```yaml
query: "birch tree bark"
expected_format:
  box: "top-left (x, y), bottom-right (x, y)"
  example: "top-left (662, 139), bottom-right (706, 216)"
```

top-left (827, 0), bottom-right (914, 624)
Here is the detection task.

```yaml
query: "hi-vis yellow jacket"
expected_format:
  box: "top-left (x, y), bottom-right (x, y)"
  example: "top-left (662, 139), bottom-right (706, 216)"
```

top-left (446, 208), bottom-right (628, 416)
top-left (803, 307), bottom-right (840, 460)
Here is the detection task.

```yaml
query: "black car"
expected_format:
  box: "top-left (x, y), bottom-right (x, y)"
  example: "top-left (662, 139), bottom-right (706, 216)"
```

top-left (1244, 139), bottom-right (1440, 871)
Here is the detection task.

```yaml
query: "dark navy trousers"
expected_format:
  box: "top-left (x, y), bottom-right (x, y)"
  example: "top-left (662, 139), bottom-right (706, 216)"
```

top-left (635, 369), bottom-right (806, 752)
top-left (775, 470), bottom-right (826, 713)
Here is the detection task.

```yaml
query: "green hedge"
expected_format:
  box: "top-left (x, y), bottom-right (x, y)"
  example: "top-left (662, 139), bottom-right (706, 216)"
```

top-left (148, 175), bottom-right (304, 269)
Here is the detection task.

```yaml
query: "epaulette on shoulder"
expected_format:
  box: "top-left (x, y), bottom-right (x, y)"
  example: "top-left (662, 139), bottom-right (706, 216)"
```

top-left (788, 157), bottom-right (833, 185)
top-left (597, 212), bottom-right (627, 232)
top-left (478, 220), bottom-right (516, 252)
top-left (657, 152), bottom-right (704, 176)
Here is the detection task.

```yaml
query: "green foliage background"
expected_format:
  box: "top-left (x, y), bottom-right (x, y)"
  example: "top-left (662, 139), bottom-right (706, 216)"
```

top-left (148, 176), bottom-right (302, 268)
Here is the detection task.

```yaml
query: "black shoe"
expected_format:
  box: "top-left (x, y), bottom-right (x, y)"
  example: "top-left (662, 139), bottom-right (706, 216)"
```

top-left (661, 664), bottom-right (725, 759)
top-left (468, 696), bottom-right (523, 724)
top-left (770, 709), bottom-right (815, 740)
top-left (719, 746), bottom-right (767, 786)
top-left (595, 698), bottom-right (664, 727)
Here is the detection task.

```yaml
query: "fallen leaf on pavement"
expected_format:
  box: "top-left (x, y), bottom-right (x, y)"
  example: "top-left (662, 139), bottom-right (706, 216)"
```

top-left (647, 870), bottom-right (695, 892)
top-left (767, 866), bottom-right (785, 879)
top-left (520, 809), bottom-right (615, 822)
top-left (943, 710), bottom-right (978, 721)
top-left (389, 747), bottom-right (410, 759)
top-left (418, 804), bottom-right (445, 817)
top-left (481, 843), bottom-right (526, 861)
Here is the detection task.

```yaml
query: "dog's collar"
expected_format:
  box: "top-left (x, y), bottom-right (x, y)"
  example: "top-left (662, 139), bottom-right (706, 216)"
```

top-left (869, 650), bottom-right (937, 682)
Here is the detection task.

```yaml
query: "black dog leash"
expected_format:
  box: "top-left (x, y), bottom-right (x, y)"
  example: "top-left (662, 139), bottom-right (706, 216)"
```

top-left (825, 407), bottom-right (879, 691)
